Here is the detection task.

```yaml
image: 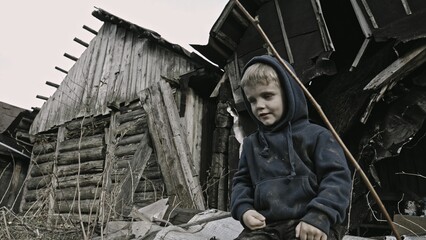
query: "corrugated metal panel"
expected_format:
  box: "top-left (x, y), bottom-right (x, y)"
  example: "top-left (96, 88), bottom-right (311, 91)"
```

top-left (31, 23), bottom-right (198, 134)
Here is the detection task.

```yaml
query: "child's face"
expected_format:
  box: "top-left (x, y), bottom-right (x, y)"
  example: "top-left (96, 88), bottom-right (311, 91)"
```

top-left (244, 81), bottom-right (285, 126)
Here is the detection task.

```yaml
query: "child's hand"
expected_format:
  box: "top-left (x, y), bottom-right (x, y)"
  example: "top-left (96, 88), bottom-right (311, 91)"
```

top-left (295, 221), bottom-right (327, 240)
top-left (242, 210), bottom-right (266, 230)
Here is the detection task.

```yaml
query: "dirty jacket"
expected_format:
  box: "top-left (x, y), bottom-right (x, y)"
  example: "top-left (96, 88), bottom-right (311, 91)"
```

top-left (230, 55), bottom-right (351, 236)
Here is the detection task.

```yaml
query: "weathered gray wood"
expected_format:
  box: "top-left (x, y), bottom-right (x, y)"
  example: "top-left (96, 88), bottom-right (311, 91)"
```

top-left (115, 132), bottom-right (152, 215)
top-left (24, 188), bottom-right (50, 202)
top-left (116, 108), bottom-right (146, 124)
top-left (66, 116), bottom-right (109, 131)
top-left (58, 134), bottom-right (104, 152)
top-left (135, 179), bottom-right (165, 193)
top-left (57, 173), bottom-right (103, 189)
top-left (26, 175), bottom-right (51, 190)
top-left (95, 23), bottom-right (118, 114)
top-left (30, 162), bottom-right (53, 177)
top-left (56, 160), bottom-right (104, 177)
top-left (140, 81), bottom-right (205, 210)
top-left (114, 144), bottom-right (138, 157)
top-left (116, 133), bottom-right (144, 146)
top-left (114, 116), bottom-right (147, 137)
top-left (21, 200), bottom-right (45, 212)
top-left (33, 152), bottom-right (56, 164)
top-left (55, 186), bottom-right (101, 201)
top-left (55, 199), bottom-right (100, 214)
top-left (57, 146), bottom-right (105, 165)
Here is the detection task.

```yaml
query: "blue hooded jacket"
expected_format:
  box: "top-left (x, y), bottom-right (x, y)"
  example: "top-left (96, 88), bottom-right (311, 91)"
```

top-left (230, 55), bottom-right (352, 235)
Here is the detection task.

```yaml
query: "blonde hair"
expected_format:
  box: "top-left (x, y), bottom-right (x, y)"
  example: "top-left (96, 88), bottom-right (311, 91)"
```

top-left (240, 63), bottom-right (279, 89)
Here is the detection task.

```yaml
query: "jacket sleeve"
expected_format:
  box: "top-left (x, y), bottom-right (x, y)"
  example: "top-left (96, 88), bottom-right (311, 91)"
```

top-left (301, 130), bottom-right (352, 235)
top-left (230, 138), bottom-right (255, 224)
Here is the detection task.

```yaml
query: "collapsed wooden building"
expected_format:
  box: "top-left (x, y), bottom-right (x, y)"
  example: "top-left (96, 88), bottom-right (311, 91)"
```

top-left (193, 0), bottom-right (426, 237)
top-left (0, 102), bottom-right (37, 213)
top-left (22, 8), bottom-right (226, 225)
top-left (10, 0), bottom-right (426, 238)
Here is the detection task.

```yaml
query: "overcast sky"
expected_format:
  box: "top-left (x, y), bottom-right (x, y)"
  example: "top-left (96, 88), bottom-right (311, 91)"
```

top-left (0, 0), bottom-right (228, 110)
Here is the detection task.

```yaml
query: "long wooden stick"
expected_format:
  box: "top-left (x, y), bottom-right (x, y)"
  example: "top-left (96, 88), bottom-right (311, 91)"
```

top-left (231, 1), bottom-right (401, 239)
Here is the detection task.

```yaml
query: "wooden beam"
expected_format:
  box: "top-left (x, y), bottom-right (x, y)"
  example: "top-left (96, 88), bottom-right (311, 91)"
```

top-left (64, 53), bottom-right (78, 62)
top-left (55, 66), bottom-right (68, 74)
top-left (274, 0), bottom-right (294, 64)
top-left (83, 25), bottom-right (98, 35)
top-left (140, 81), bottom-right (205, 210)
top-left (45, 81), bottom-right (59, 88)
top-left (364, 43), bottom-right (426, 90)
top-left (73, 37), bottom-right (89, 47)
top-left (36, 95), bottom-right (48, 101)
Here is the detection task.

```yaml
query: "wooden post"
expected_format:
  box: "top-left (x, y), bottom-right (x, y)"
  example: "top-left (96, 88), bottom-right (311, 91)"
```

top-left (64, 53), bottom-right (78, 62)
top-left (55, 66), bottom-right (68, 74)
top-left (46, 81), bottom-right (59, 88)
top-left (74, 37), bottom-right (89, 47)
top-left (83, 25), bottom-right (98, 35)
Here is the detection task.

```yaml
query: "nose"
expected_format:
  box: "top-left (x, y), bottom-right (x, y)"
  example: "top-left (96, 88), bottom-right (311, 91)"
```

top-left (255, 99), bottom-right (265, 110)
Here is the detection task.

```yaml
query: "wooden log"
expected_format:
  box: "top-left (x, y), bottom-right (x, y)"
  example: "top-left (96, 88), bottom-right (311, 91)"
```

top-left (15, 131), bottom-right (32, 142)
top-left (36, 95), bottom-right (49, 101)
top-left (114, 117), bottom-right (147, 137)
top-left (32, 152), bottom-right (55, 164)
top-left (57, 173), bottom-right (103, 189)
top-left (73, 37), bottom-right (89, 47)
top-left (25, 188), bottom-right (50, 202)
top-left (54, 199), bottom-right (100, 214)
top-left (66, 116), bottom-right (109, 131)
top-left (114, 144), bottom-right (138, 157)
top-left (116, 133), bottom-right (144, 146)
top-left (26, 175), bottom-right (51, 190)
top-left (83, 25), bottom-right (98, 35)
top-left (54, 66), bottom-right (68, 74)
top-left (116, 108), bottom-right (146, 124)
top-left (135, 179), bottom-right (165, 193)
top-left (64, 53), bottom-right (78, 62)
top-left (21, 200), bottom-right (46, 212)
top-left (58, 134), bottom-right (104, 152)
top-left (30, 162), bottom-right (53, 177)
top-left (141, 168), bottom-right (162, 179)
top-left (54, 186), bottom-right (101, 201)
top-left (56, 160), bottom-right (104, 177)
top-left (57, 146), bottom-right (105, 165)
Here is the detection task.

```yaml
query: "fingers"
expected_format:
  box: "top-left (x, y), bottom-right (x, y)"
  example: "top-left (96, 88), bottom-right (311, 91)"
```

top-left (242, 210), bottom-right (266, 230)
top-left (295, 221), bottom-right (327, 240)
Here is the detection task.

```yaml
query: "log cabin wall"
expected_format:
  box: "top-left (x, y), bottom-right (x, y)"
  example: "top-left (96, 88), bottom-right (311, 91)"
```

top-left (24, 8), bottom-right (219, 222)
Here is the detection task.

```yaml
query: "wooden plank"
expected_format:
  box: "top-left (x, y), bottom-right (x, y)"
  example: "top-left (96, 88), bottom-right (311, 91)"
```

top-left (159, 80), bottom-right (205, 210)
top-left (58, 134), bottom-right (104, 152)
top-left (115, 132), bottom-right (152, 215)
top-left (56, 160), bottom-right (104, 177)
top-left (78, 25), bottom-right (104, 117)
top-left (95, 23), bottom-right (118, 115)
top-left (89, 23), bottom-right (111, 116)
top-left (119, 31), bottom-right (134, 104)
top-left (140, 83), bottom-right (188, 207)
top-left (57, 173), bottom-right (103, 189)
top-left (128, 34), bottom-right (144, 102)
top-left (364, 44), bottom-right (426, 90)
top-left (57, 146), bottom-right (105, 165)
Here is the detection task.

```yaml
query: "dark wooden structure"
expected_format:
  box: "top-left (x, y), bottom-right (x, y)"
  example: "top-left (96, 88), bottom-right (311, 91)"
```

top-left (0, 101), bottom-right (37, 212)
top-left (193, 0), bottom-right (426, 237)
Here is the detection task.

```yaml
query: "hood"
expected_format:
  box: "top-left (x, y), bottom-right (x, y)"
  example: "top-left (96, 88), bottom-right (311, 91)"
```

top-left (241, 55), bottom-right (309, 132)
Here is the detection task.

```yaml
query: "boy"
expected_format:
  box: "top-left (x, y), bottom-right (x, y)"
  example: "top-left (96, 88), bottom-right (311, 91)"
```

top-left (231, 55), bottom-right (351, 240)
